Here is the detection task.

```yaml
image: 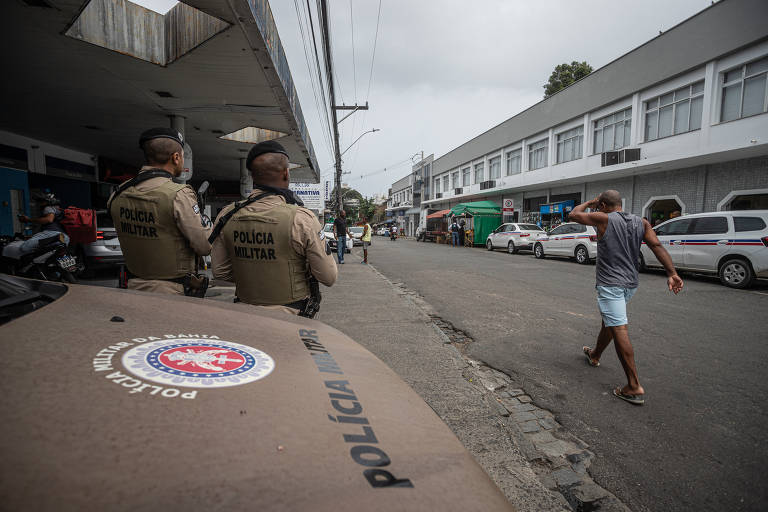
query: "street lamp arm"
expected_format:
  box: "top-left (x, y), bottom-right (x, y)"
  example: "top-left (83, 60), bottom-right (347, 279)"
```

top-left (341, 129), bottom-right (380, 157)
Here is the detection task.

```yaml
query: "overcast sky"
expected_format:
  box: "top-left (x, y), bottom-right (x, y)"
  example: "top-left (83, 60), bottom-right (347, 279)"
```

top-left (268, 0), bottom-right (718, 198)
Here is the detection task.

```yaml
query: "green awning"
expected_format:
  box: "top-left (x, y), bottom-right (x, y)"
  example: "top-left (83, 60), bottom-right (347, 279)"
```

top-left (450, 201), bottom-right (501, 216)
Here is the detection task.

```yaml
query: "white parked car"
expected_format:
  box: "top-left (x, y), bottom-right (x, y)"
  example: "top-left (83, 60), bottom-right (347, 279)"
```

top-left (486, 223), bottom-right (545, 253)
top-left (323, 223), bottom-right (352, 253)
top-left (533, 223), bottom-right (598, 264)
top-left (377, 227), bottom-right (389, 236)
top-left (348, 226), bottom-right (365, 246)
top-left (641, 210), bottom-right (768, 288)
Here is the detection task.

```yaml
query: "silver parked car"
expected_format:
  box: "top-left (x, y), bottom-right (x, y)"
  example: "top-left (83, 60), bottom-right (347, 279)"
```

top-left (77, 210), bottom-right (124, 272)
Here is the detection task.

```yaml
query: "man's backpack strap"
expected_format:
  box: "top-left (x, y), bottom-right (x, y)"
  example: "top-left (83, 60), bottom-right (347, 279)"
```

top-left (207, 192), bottom-right (273, 244)
top-left (107, 170), bottom-right (174, 211)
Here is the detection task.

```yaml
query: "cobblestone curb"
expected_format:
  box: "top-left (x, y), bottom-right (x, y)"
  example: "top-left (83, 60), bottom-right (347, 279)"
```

top-left (370, 265), bottom-right (630, 512)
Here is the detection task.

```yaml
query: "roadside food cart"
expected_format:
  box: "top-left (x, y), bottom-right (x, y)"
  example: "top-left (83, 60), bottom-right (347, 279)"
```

top-left (421, 209), bottom-right (451, 242)
top-left (449, 201), bottom-right (502, 247)
top-left (539, 200), bottom-right (575, 231)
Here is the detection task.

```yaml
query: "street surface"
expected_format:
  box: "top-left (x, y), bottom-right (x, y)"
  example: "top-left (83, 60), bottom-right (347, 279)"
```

top-left (364, 237), bottom-right (767, 512)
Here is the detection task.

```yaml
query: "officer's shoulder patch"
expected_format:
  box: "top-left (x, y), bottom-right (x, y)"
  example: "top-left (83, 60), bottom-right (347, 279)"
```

top-left (193, 204), bottom-right (200, 215)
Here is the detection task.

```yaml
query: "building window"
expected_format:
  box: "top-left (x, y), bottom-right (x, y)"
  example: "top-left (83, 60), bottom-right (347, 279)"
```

top-left (645, 81), bottom-right (704, 141)
top-left (474, 163), bottom-right (484, 184)
top-left (527, 138), bottom-right (548, 170)
top-left (434, 177), bottom-right (440, 193)
top-left (593, 108), bottom-right (631, 154)
top-left (505, 149), bottom-right (521, 175)
top-left (720, 56), bottom-right (768, 122)
top-left (443, 176), bottom-right (449, 192)
top-left (488, 156), bottom-right (501, 179)
top-left (462, 167), bottom-right (470, 186)
top-left (451, 171), bottom-right (459, 189)
top-left (556, 126), bottom-right (584, 163)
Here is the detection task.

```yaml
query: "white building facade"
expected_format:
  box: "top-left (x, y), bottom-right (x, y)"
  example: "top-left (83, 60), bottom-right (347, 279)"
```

top-left (423, 0), bottom-right (768, 227)
top-left (386, 175), bottom-right (414, 235)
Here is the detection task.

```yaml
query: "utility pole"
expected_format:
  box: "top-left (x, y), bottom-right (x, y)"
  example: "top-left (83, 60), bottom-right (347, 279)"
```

top-left (320, 0), bottom-right (370, 216)
top-left (320, 0), bottom-right (343, 215)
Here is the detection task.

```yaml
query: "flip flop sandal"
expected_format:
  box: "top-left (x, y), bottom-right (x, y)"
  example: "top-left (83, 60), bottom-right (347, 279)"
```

top-left (613, 387), bottom-right (645, 405)
top-left (583, 346), bottom-right (599, 367)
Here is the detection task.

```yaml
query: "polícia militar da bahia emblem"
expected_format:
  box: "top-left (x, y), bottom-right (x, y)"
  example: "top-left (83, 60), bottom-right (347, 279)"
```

top-left (122, 339), bottom-right (275, 388)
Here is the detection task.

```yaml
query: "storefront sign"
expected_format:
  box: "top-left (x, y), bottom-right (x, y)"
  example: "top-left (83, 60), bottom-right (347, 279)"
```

top-left (290, 182), bottom-right (322, 210)
top-left (324, 180), bottom-right (331, 201)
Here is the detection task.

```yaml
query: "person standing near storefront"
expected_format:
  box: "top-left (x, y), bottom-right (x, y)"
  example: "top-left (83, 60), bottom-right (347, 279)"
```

top-left (450, 217), bottom-right (459, 247)
top-left (109, 128), bottom-right (212, 296)
top-left (458, 220), bottom-right (466, 247)
top-left (209, 140), bottom-right (337, 316)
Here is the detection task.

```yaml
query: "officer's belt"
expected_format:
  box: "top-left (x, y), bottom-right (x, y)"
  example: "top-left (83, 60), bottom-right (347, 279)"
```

top-left (234, 296), bottom-right (308, 311)
top-left (125, 270), bottom-right (185, 285)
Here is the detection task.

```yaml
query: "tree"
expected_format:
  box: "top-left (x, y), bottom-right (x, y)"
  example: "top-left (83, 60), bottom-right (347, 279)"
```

top-left (543, 61), bottom-right (593, 98)
top-left (358, 197), bottom-right (378, 223)
top-left (328, 186), bottom-right (364, 220)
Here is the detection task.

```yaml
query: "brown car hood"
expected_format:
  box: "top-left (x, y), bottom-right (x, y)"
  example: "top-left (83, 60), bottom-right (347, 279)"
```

top-left (0, 282), bottom-right (512, 511)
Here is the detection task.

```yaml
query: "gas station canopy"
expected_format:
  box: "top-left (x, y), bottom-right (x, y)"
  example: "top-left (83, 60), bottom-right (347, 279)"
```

top-left (0, 0), bottom-right (319, 183)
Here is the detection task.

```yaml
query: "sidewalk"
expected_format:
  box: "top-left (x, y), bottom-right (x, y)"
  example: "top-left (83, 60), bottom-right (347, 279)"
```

top-left (317, 251), bottom-right (572, 512)
top-left (205, 250), bottom-right (629, 511)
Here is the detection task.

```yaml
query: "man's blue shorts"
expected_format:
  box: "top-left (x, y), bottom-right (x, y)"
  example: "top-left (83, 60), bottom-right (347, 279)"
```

top-left (596, 286), bottom-right (637, 327)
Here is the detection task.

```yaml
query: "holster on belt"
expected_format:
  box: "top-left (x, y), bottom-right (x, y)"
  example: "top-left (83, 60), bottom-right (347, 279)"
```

top-left (299, 277), bottom-right (322, 318)
top-left (183, 273), bottom-right (209, 298)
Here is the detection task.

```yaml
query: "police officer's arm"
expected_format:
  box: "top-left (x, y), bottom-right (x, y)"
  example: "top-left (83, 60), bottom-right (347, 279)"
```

top-left (210, 205), bottom-right (234, 282)
top-left (173, 187), bottom-right (213, 256)
top-left (292, 210), bottom-right (338, 286)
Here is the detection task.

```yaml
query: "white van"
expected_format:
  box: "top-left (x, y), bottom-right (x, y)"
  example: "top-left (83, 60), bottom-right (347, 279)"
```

top-left (641, 211), bottom-right (768, 288)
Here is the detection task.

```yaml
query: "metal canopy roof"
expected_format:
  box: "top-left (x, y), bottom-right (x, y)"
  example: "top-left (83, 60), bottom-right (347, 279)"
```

top-left (0, 0), bottom-right (319, 183)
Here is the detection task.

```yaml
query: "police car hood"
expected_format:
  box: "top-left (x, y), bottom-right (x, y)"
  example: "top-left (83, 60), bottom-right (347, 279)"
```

top-left (0, 282), bottom-right (512, 511)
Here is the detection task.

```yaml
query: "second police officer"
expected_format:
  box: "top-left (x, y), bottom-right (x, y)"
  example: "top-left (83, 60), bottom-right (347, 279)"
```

top-left (209, 140), bottom-right (337, 316)
top-left (109, 128), bottom-right (212, 296)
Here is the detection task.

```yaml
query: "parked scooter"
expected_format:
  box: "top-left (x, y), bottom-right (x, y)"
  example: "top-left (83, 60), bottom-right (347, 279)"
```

top-left (0, 233), bottom-right (79, 283)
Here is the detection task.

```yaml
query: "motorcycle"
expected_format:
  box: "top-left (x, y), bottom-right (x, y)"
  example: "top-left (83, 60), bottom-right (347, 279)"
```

top-left (390, 230), bottom-right (397, 241)
top-left (0, 233), bottom-right (79, 283)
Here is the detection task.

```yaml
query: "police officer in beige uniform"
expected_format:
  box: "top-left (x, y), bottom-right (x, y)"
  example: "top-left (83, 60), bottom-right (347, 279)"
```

top-left (210, 140), bottom-right (337, 316)
top-left (109, 128), bottom-right (212, 295)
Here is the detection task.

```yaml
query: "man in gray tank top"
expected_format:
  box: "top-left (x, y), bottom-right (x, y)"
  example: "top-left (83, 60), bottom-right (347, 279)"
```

top-left (570, 190), bottom-right (683, 405)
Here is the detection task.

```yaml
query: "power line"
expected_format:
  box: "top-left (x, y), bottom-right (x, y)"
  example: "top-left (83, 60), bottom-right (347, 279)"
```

top-left (365, 0), bottom-right (382, 102)
top-left (347, 0), bottom-right (383, 174)
top-left (319, 0), bottom-right (345, 213)
top-left (344, 156), bottom-right (414, 182)
top-left (307, 0), bottom-right (333, 127)
top-left (349, 0), bottom-right (357, 103)
top-left (293, 0), bottom-right (334, 157)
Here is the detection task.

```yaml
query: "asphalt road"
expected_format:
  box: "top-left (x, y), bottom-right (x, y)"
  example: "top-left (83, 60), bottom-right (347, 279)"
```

top-left (366, 236), bottom-right (768, 512)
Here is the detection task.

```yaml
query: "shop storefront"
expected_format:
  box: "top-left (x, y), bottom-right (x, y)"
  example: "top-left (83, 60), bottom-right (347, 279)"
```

top-left (449, 201), bottom-right (502, 246)
top-left (539, 200), bottom-right (576, 230)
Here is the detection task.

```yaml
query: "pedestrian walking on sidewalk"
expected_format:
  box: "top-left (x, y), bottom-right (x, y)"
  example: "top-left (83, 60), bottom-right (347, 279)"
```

top-left (569, 190), bottom-right (683, 405)
top-left (450, 218), bottom-right (459, 247)
top-left (360, 218), bottom-right (371, 264)
top-left (333, 210), bottom-right (351, 264)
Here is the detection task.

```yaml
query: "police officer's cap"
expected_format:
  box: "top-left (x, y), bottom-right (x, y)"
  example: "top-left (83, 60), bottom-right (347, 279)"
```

top-left (246, 140), bottom-right (289, 170)
top-left (139, 128), bottom-right (184, 148)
